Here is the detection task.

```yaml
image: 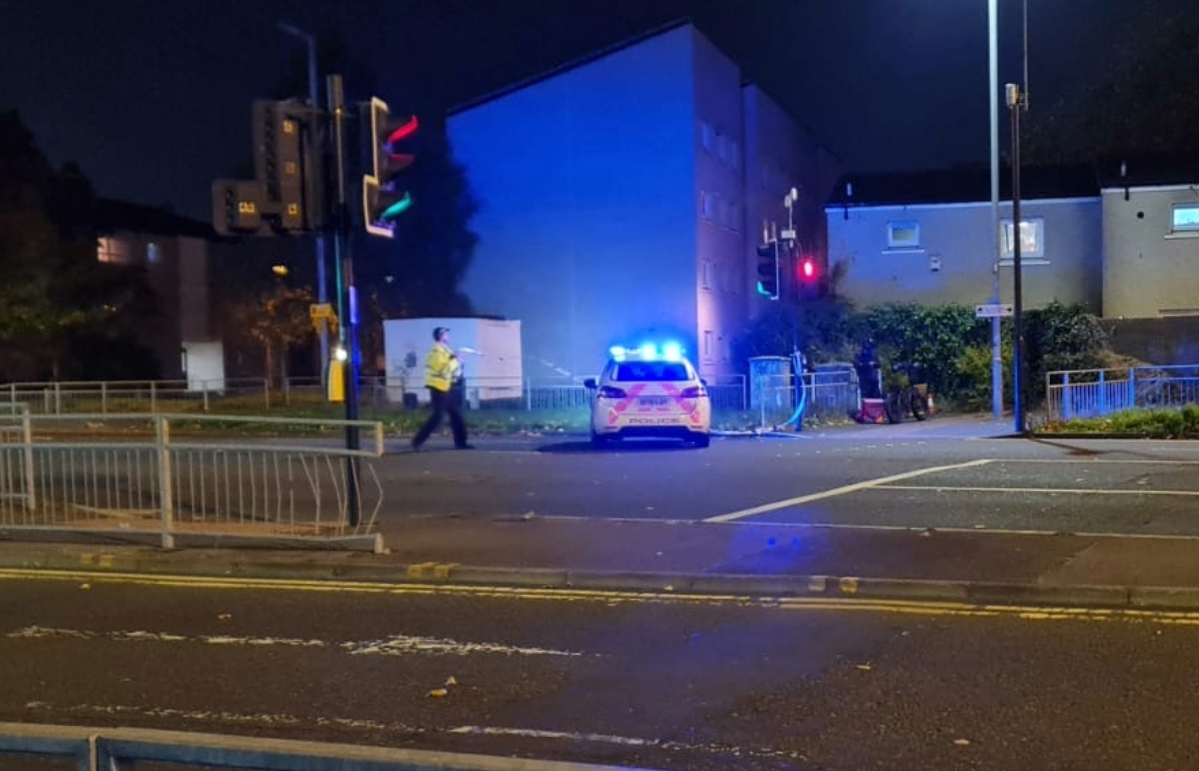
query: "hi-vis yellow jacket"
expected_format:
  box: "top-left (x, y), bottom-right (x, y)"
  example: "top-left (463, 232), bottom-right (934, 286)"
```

top-left (424, 342), bottom-right (456, 392)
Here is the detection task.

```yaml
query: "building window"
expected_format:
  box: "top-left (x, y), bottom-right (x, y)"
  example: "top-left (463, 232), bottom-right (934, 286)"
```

top-left (147, 242), bottom-right (161, 264)
top-left (1000, 217), bottom-right (1045, 261)
top-left (97, 237), bottom-right (130, 264)
top-left (702, 260), bottom-right (713, 289)
top-left (1172, 203), bottom-right (1199, 232)
top-left (703, 330), bottom-right (714, 359)
top-left (887, 221), bottom-right (920, 249)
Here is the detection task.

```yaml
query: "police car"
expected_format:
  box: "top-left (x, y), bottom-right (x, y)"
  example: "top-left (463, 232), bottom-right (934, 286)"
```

top-left (583, 343), bottom-right (712, 448)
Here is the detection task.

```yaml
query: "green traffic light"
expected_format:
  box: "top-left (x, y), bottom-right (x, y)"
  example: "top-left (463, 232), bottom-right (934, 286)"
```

top-left (381, 192), bottom-right (412, 219)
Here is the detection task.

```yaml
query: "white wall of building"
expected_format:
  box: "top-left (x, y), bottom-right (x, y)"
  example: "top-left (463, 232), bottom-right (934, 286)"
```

top-left (1102, 185), bottom-right (1199, 318)
top-left (449, 25), bottom-right (700, 382)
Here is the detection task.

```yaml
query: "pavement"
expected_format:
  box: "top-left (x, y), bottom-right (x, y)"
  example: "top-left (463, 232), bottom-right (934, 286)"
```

top-left (5, 413), bottom-right (1199, 611)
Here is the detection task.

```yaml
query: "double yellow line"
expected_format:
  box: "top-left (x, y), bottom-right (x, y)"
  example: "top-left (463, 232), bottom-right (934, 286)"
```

top-left (4, 567), bottom-right (1199, 626)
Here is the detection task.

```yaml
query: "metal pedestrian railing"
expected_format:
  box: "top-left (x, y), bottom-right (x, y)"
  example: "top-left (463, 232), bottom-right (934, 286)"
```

top-left (0, 413), bottom-right (385, 551)
top-left (1046, 364), bottom-right (1199, 422)
top-left (3, 376), bottom-right (752, 415)
top-left (753, 368), bottom-right (861, 429)
top-left (509, 375), bottom-right (748, 413)
top-left (0, 722), bottom-right (646, 771)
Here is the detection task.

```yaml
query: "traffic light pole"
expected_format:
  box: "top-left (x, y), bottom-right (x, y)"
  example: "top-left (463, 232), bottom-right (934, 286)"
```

top-left (277, 22), bottom-right (330, 396)
top-left (328, 73), bottom-right (360, 526)
top-left (1008, 82), bottom-right (1027, 436)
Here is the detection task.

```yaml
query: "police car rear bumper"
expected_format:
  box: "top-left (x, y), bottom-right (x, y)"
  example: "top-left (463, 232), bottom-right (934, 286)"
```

top-left (602, 425), bottom-right (705, 439)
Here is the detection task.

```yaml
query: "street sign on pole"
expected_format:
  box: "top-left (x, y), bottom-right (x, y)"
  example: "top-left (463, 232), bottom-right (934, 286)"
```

top-left (975, 303), bottom-right (1014, 318)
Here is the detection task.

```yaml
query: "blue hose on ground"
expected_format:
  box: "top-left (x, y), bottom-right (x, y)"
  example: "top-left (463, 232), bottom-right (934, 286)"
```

top-left (775, 351), bottom-right (808, 431)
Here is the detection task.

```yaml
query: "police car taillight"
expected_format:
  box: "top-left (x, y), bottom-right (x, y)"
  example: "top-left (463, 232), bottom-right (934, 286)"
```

top-left (680, 386), bottom-right (704, 398)
top-left (599, 386), bottom-right (627, 399)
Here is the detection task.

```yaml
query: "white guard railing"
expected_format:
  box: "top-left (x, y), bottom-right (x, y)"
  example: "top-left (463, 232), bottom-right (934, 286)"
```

top-left (0, 721), bottom-right (636, 771)
top-left (1, 375), bottom-right (757, 415)
top-left (0, 413), bottom-right (385, 551)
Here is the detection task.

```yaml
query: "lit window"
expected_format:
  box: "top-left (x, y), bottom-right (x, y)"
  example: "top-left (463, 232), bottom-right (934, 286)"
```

top-left (887, 221), bottom-right (920, 249)
top-left (1172, 204), bottom-right (1199, 232)
top-left (97, 237), bottom-right (130, 264)
top-left (1000, 217), bottom-right (1045, 261)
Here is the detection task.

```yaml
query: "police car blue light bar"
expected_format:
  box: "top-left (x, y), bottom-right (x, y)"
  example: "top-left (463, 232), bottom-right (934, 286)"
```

top-left (609, 342), bottom-right (685, 362)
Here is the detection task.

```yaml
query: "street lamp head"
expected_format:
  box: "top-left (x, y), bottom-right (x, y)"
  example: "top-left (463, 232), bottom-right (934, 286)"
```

top-left (277, 21), bottom-right (311, 42)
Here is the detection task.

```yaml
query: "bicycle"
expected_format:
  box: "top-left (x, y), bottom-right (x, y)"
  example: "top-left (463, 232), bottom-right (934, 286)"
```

top-left (884, 362), bottom-right (931, 424)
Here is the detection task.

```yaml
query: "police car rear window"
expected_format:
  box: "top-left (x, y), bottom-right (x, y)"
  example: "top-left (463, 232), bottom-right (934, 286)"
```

top-left (612, 362), bottom-right (690, 382)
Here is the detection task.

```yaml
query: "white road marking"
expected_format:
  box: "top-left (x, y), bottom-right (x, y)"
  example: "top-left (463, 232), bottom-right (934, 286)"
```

top-left (874, 484), bottom-right (1199, 497)
top-left (24, 700), bottom-right (412, 732)
top-left (344, 635), bottom-right (581, 657)
top-left (703, 459), bottom-right (993, 523)
top-left (7, 626), bottom-right (582, 658)
top-left (993, 458), bottom-right (1199, 465)
top-left (447, 725), bottom-right (804, 760)
top-left (712, 518), bottom-right (1199, 540)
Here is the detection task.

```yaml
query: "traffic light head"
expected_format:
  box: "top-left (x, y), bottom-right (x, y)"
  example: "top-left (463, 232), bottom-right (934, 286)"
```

top-left (211, 180), bottom-right (264, 236)
top-left (797, 256), bottom-right (821, 300)
top-left (756, 241), bottom-right (779, 299)
top-left (252, 101), bottom-right (305, 232)
top-left (362, 97), bottom-right (418, 238)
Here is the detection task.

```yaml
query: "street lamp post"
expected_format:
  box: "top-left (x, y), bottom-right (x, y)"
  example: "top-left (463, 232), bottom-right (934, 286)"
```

top-left (987, 0), bottom-right (1003, 420)
top-left (278, 22), bottom-right (331, 396)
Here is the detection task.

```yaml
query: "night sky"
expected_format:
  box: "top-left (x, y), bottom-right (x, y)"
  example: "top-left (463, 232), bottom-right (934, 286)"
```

top-left (0, 0), bottom-right (1157, 222)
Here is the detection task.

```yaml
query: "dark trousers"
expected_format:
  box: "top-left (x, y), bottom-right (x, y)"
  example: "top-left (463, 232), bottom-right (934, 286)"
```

top-left (413, 387), bottom-right (468, 448)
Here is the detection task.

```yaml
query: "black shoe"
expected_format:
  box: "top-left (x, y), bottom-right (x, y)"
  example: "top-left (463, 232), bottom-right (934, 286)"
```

top-left (456, 443), bottom-right (476, 450)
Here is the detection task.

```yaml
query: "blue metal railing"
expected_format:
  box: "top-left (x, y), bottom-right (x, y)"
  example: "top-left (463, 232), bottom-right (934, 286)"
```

top-left (1046, 364), bottom-right (1199, 422)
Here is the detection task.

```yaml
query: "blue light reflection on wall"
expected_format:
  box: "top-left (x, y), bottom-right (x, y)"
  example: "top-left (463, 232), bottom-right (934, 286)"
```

top-left (449, 26), bottom-right (700, 379)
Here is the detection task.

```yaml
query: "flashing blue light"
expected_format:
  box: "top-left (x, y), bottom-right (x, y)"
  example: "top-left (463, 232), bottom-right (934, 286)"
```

top-left (610, 341), bottom-right (687, 362)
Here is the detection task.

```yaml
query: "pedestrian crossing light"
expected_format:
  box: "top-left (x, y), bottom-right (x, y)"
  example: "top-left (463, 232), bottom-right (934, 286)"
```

top-left (361, 96), bottom-right (418, 238)
top-left (756, 241), bottom-right (779, 300)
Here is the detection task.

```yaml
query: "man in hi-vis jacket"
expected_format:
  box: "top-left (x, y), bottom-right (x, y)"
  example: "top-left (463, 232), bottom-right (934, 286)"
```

top-left (411, 327), bottom-right (473, 451)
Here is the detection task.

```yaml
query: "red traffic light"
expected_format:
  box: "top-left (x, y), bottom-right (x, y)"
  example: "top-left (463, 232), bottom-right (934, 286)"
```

top-left (386, 115), bottom-right (418, 146)
top-left (800, 258), bottom-right (816, 281)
